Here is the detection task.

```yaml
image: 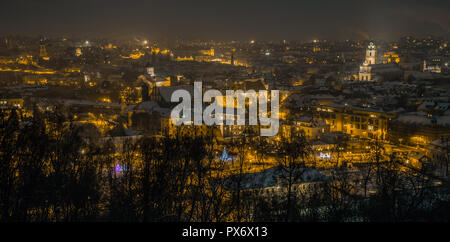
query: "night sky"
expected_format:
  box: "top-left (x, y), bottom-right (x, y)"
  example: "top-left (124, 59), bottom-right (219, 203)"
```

top-left (0, 0), bottom-right (449, 41)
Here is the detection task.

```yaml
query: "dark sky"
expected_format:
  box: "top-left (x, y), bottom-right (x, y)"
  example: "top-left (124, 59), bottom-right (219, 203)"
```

top-left (0, 0), bottom-right (449, 41)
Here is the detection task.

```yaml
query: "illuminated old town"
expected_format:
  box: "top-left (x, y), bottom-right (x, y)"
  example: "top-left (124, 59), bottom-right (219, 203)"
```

top-left (0, 1), bottom-right (449, 235)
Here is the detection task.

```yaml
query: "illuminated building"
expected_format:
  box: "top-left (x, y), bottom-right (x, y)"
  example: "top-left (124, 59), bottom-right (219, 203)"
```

top-left (359, 61), bottom-right (372, 81)
top-left (150, 42), bottom-right (160, 54)
top-left (177, 56), bottom-right (194, 61)
top-left (65, 67), bottom-right (81, 73)
top-left (359, 42), bottom-right (376, 81)
top-left (312, 40), bottom-right (321, 52)
top-left (0, 58), bottom-right (14, 64)
top-left (120, 86), bottom-right (143, 104)
top-left (23, 75), bottom-right (48, 85)
top-left (382, 51), bottom-right (400, 64)
top-left (121, 50), bottom-right (145, 59)
top-left (365, 42), bottom-right (377, 65)
top-left (0, 97), bottom-right (24, 109)
top-left (313, 104), bottom-right (394, 140)
top-left (199, 48), bottom-right (214, 57)
top-left (194, 55), bottom-right (212, 62)
top-left (17, 55), bottom-right (35, 65)
top-left (154, 76), bottom-right (171, 87)
top-left (145, 62), bottom-right (155, 77)
top-left (0, 66), bottom-right (55, 75)
top-left (292, 117), bottom-right (329, 139)
top-left (75, 48), bottom-right (82, 57)
top-left (389, 112), bottom-right (450, 146)
top-left (39, 44), bottom-right (50, 61)
top-left (358, 42), bottom-right (403, 81)
top-left (421, 58), bottom-right (444, 73)
top-left (161, 117), bottom-right (217, 138)
top-left (160, 49), bottom-right (171, 55)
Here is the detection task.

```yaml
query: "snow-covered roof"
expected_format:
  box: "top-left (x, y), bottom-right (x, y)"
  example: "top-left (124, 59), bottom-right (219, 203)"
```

top-left (133, 101), bottom-right (171, 117)
top-left (396, 112), bottom-right (450, 126)
top-left (222, 166), bottom-right (328, 190)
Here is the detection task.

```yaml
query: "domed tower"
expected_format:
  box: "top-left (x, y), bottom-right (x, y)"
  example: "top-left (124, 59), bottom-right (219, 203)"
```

top-left (359, 61), bottom-right (372, 81)
top-left (365, 42), bottom-right (377, 65)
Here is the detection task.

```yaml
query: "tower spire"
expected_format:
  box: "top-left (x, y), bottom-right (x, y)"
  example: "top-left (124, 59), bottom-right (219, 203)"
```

top-left (39, 40), bottom-right (49, 61)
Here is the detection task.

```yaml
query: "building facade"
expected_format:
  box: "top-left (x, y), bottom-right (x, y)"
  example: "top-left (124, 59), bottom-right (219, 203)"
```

top-left (359, 42), bottom-right (377, 81)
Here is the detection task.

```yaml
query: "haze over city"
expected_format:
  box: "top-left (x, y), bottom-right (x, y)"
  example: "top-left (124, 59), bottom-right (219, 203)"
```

top-left (1, 0), bottom-right (449, 40)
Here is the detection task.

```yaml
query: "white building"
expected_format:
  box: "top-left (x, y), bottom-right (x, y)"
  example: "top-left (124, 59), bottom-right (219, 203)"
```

top-left (359, 42), bottom-right (377, 81)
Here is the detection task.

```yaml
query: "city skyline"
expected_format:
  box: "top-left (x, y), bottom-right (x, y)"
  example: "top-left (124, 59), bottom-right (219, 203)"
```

top-left (1, 0), bottom-right (449, 235)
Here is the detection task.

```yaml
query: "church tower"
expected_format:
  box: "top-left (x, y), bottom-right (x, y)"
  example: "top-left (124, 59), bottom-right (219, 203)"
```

top-left (365, 42), bottom-right (377, 65)
top-left (359, 42), bottom-right (377, 81)
top-left (39, 43), bottom-right (49, 60)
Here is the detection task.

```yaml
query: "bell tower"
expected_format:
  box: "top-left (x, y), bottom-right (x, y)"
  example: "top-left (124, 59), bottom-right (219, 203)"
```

top-left (365, 42), bottom-right (377, 65)
top-left (39, 43), bottom-right (49, 60)
top-left (358, 42), bottom-right (377, 81)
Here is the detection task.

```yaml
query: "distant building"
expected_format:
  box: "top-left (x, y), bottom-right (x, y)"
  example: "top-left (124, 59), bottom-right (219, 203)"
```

top-left (421, 57), bottom-right (445, 73)
top-left (292, 116), bottom-right (329, 139)
top-left (382, 51), bottom-right (400, 64)
top-left (75, 48), bottom-right (82, 57)
top-left (145, 62), bottom-right (156, 77)
top-left (313, 104), bottom-right (395, 140)
top-left (39, 44), bottom-right (49, 61)
top-left (359, 42), bottom-right (403, 81)
top-left (220, 166), bottom-right (329, 199)
top-left (359, 42), bottom-right (377, 81)
top-left (389, 112), bottom-right (450, 145)
top-left (0, 96), bottom-right (23, 109)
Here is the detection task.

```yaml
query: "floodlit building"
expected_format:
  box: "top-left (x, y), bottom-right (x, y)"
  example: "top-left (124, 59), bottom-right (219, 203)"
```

top-left (313, 104), bottom-right (395, 140)
top-left (359, 42), bottom-right (377, 81)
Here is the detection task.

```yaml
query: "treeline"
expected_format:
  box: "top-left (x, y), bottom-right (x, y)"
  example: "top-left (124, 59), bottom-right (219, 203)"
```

top-left (0, 109), bottom-right (449, 222)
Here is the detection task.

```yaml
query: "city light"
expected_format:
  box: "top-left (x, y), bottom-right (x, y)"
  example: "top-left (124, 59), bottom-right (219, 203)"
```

top-left (0, 0), bottom-right (448, 229)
